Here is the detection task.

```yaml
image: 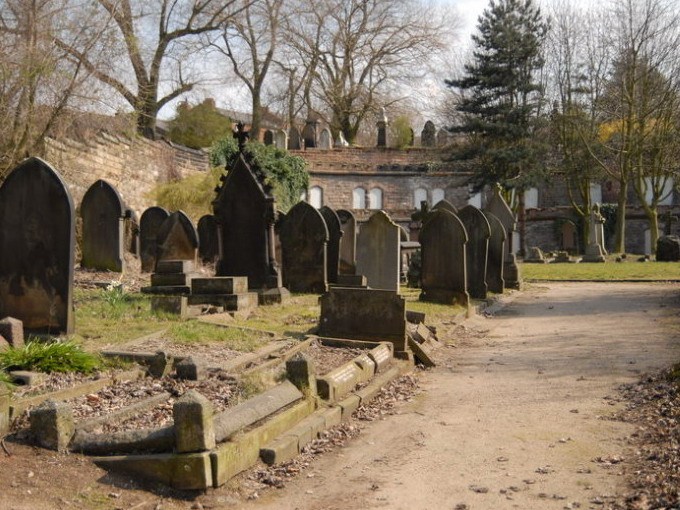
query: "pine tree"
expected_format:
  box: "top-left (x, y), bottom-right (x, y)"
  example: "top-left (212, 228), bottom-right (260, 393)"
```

top-left (446, 0), bottom-right (550, 191)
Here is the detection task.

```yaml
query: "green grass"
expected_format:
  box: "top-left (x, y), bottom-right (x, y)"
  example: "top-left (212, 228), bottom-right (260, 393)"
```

top-left (0, 369), bottom-right (14, 389)
top-left (401, 286), bottom-right (468, 321)
top-left (0, 341), bottom-right (101, 374)
top-left (231, 294), bottom-right (320, 336)
top-left (166, 322), bottom-right (269, 352)
top-left (521, 260), bottom-right (680, 281)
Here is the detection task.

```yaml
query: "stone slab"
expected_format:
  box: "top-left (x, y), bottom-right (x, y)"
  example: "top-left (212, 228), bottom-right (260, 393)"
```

top-left (354, 365), bottom-right (402, 405)
top-left (260, 434), bottom-right (298, 465)
top-left (319, 406), bottom-right (342, 429)
top-left (188, 293), bottom-right (258, 312)
top-left (191, 277), bottom-right (249, 295)
top-left (405, 310), bottom-right (426, 324)
top-left (151, 296), bottom-right (190, 318)
top-left (367, 343), bottom-right (393, 373)
top-left (9, 370), bottom-right (45, 386)
top-left (141, 285), bottom-right (192, 295)
top-left (407, 335), bottom-right (436, 367)
top-left (316, 362), bottom-right (362, 402)
top-left (0, 317), bottom-right (24, 348)
top-left (0, 385), bottom-right (10, 436)
top-left (353, 353), bottom-right (377, 384)
top-left (155, 260), bottom-right (195, 274)
top-left (337, 394), bottom-right (361, 421)
top-left (335, 274), bottom-right (367, 287)
top-left (150, 273), bottom-right (194, 287)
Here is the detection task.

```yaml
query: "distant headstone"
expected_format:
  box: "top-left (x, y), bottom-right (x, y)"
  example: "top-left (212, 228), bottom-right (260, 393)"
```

top-left (656, 235), bottom-right (680, 262)
top-left (457, 205), bottom-right (491, 300)
top-left (320, 206), bottom-right (342, 284)
top-left (560, 221), bottom-right (578, 253)
top-left (484, 212), bottom-right (506, 294)
top-left (433, 199), bottom-right (457, 215)
top-left (421, 121), bottom-right (436, 147)
top-left (263, 130), bottom-right (274, 146)
top-left (80, 179), bottom-right (125, 272)
top-left (337, 209), bottom-right (357, 275)
top-left (280, 201), bottom-right (329, 293)
top-left (582, 204), bottom-right (607, 262)
top-left (419, 209), bottom-right (469, 306)
top-left (156, 211), bottom-right (199, 266)
top-left (436, 128), bottom-right (448, 147)
top-left (197, 215), bottom-right (219, 264)
top-left (274, 130), bottom-right (288, 150)
top-left (0, 157), bottom-right (75, 334)
top-left (302, 119), bottom-right (318, 148)
top-left (319, 128), bottom-right (332, 149)
top-left (124, 208), bottom-right (140, 256)
top-left (140, 207), bottom-right (170, 272)
top-left (485, 186), bottom-right (521, 289)
top-left (525, 246), bottom-right (546, 263)
top-left (356, 211), bottom-right (400, 292)
top-left (376, 109), bottom-right (388, 148)
top-left (288, 127), bottom-right (302, 150)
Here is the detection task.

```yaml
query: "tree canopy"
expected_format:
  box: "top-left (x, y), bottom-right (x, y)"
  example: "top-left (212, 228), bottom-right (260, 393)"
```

top-left (168, 99), bottom-right (232, 149)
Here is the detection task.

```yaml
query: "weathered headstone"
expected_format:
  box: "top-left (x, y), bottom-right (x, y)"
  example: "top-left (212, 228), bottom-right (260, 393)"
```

top-left (433, 199), bottom-right (458, 215)
top-left (288, 127), bottom-right (302, 150)
top-left (263, 130), bottom-right (274, 146)
top-left (484, 212), bottom-right (506, 294)
top-left (213, 154), bottom-right (288, 303)
top-left (124, 208), bottom-right (140, 256)
top-left (419, 209), bottom-right (469, 306)
top-left (485, 187), bottom-right (521, 289)
top-left (197, 215), bottom-right (219, 264)
top-left (421, 121), bottom-right (436, 147)
top-left (337, 209), bottom-right (357, 275)
top-left (280, 201), bottom-right (328, 293)
top-left (436, 128), bottom-right (448, 147)
top-left (0, 317), bottom-right (24, 348)
top-left (156, 211), bottom-right (199, 266)
top-left (656, 235), bottom-right (680, 261)
top-left (302, 119), bottom-right (318, 148)
top-left (0, 157), bottom-right (75, 334)
top-left (376, 109), bottom-right (388, 147)
top-left (356, 211), bottom-right (401, 292)
top-left (140, 206), bottom-right (170, 272)
top-left (80, 179), bottom-right (125, 272)
top-left (524, 246), bottom-right (547, 263)
top-left (319, 128), bottom-right (332, 149)
top-left (582, 204), bottom-right (606, 262)
top-left (320, 206), bottom-right (342, 284)
top-left (560, 221), bottom-right (578, 253)
top-left (456, 205), bottom-right (491, 300)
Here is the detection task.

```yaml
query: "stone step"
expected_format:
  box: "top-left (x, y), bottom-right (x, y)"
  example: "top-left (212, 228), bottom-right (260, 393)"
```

top-left (155, 260), bottom-right (194, 274)
top-left (191, 277), bottom-right (248, 295)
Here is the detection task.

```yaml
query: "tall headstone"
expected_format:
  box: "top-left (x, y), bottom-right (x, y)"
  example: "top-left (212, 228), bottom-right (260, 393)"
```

top-left (288, 127), bottom-right (302, 150)
top-left (156, 211), bottom-right (199, 266)
top-left (457, 205), bottom-right (491, 300)
top-left (140, 207), bottom-right (170, 272)
top-left (485, 212), bottom-right (506, 294)
top-left (582, 203), bottom-right (607, 262)
top-left (376, 109), bottom-right (388, 148)
top-left (213, 154), bottom-right (288, 302)
top-left (560, 220), bottom-right (577, 253)
top-left (319, 128), bottom-right (332, 149)
top-left (337, 209), bottom-right (357, 275)
top-left (433, 199), bottom-right (458, 215)
top-left (124, 208), bottom-right (140, 256)
top-left (197, 215), bottom-right (219, 264)
top-left (485, 186), bottom-right (521, 289)
top-left (356, 211), bottom-right (400, 292)
top-left (0, 157), bottom-right (75, 334)
top-left (421, 121), bottom-right (436, 147)
top-left (436, 128), bottom-right (449, 147)
top-left (80, 179), bottom-right (125, 272)
top-left (280, 202), bottom-right (329, 293)
top-left (419, 209), bottom-right (469, 306)
top-left (302, 118), bottom-right (318, 149)
top-left (320, 206), bottom-right (342, 284)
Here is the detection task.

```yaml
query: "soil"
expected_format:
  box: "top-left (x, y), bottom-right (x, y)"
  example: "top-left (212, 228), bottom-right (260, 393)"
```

top-left (1, 282), bottom-right (678, 510)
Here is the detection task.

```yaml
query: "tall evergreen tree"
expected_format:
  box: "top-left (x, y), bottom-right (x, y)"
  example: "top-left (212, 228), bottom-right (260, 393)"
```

top-left (446, 0), bottom-right (550, 191)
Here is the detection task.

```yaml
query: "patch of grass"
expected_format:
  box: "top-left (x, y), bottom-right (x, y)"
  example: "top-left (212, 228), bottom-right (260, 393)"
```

top-left (232, 294), bottom-right (320, 335)
top-left (0, 341), bottom-right (101, 374)
top-left (166, 322), bottom-right (269, 352)
top-left (401, 286), bottom-right (468, 321)
top-left (0, 369), bottom-right (15, 390)
top-left (521, 260), bottom-right (680, 281)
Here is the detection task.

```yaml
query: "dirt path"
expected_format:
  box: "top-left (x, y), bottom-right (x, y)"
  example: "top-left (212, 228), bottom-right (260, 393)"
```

top-left (236, 282), bottom-right (680, 510)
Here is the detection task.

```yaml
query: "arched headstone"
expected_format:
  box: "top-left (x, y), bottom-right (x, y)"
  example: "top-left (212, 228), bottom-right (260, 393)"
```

top-left (280, 201), bottom-right (328, 293)
top-left (320, 206), bottom-right (342, 284)
top-left (356, 211), bottom-right (400, 292)
top-left (433, 199), bottom-right (457, 215)
top-left (124, 208), bottom-right (140, 256)
top-left (560, 220), bottom-right (577, 253)
top-left (485, 212), bottom-right (506, 294)
top-left (197, 214), bottom-right (219, 264)
top-left (319, 128), bottom-right (332, 149)
top-left (337, 209), bottom-right (357, 274)
top-left (0, 157), bottom-right (75, 334)
top-left (485, 187), bottom-right (520, 289)
top-left (140, 206), bottom-right (170, 272)
top-left (288, 127), bottom-right (302, 150)
top-left (263, 130), bottom-right (274, 146)
top-left (274, 130), bottom-right (287, 149)
top-left (302, 121), bottom-right (317, 148)
top-left (457, 205), bottom-right (491, 299)
top-left (156, 210), bottom-right (199, 265)
top-left (421, 121), bottom-right (436, 147)
top-left (436, 128), bottom-right (449, 147)
top-left (80, 179), bottom-right (125, 272)
top-left (419, 209), bottom-right (468, 306)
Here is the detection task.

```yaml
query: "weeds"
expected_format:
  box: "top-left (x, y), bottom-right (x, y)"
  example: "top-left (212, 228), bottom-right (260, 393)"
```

top-left (0, 341), bottom-right (101, 374)
top-left (0, 369), bottom-right (14, 390)
top-left (167, 322), bottom-right (268, 352)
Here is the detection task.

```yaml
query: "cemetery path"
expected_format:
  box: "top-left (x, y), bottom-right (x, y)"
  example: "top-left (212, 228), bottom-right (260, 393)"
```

top-left (239, 282), bottom-right (680, 510)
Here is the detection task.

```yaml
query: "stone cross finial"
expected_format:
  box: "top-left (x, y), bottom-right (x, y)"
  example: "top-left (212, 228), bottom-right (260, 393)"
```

top-left (234, 122), bottom-right (250, 151)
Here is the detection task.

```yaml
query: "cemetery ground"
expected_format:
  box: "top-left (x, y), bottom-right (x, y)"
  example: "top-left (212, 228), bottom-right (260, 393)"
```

top-left (1, 264), bottom-right (679, 509)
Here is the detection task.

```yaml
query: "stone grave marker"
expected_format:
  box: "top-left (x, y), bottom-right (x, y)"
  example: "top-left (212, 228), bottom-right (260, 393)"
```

top-left (280, 201), bottom-right (329, 293)
top-left (80, 179), bottom-right (125, 272)
top-left (433, 199), bottom-right (457, 215)
top-left (421, 121), bottom-right (436, 147)
top-left (419, 209), bottom-right (469, 306)
top-left (560, 220), bottom-right (578, 253)
top-left (337, 209), bottom-right (357, 275)
top-left (124, 208), bottom-right (140, 256)
top-left (485, 186), bottom-right (521, 289)
top-left (436, 128), bottom-right (448, 146)
top-left (356, 211), bottom-right (401, 292)
top-left (484, 212), bottom-right (506, 294)
top-left (288, 127), bottom-right (302, 150)
top-left (0, 157), bottom-right (75, 334)
top-left (302, 120), bottom-right (318, 148)
top-left (140, 206), bottom-right (170, 272)
top-left (319, 128), bottom-right (332, 149)
top-left (320, 206), bottom-right (342, 284)
top-left (457, 205), bottom-right (491, 300)
top-left (156, 211), bottom-right (199, 265)
top-left (197, 215), bottom-right (219, 264)
top-left (582, 204), bottom-right (607, 262)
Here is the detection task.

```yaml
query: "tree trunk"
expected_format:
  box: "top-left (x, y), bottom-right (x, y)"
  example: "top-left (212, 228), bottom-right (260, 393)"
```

top-left (614, 181), bottom-right (627, 253)
top-left (251, 92), bottom-right (262, 141)
top-left (647, 209), bottom-right (659, 255)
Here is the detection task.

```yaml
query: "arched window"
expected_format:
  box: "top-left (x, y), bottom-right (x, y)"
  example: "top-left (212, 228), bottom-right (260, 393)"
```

top-left (432, 188), bottom-right (445, 206)
top-left (414, 188), bottom-right (427, 208)
top-left (352, 187), bottom-right (366, 209)
top-left (309, 186), bottom-right (323, 208)
top-left (524, 187), bottom-right (538, 209)
top-left (369, 188), bottom-right (383, 210)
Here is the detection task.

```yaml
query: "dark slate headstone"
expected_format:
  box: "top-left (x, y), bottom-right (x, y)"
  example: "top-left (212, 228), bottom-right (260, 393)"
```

top-left (433, 199), bottom-right (457, 215)
top-left (457, 205), bottom-right (491, 300)
top-left (140, 207), bottom-right (170, 272)
top-left (280, 201), bottom-right (328, 293)
top-left (124, 208), bottom-right (140, 256)
top-left (80, 179), bottom-right (125, 272)
top-left (288, 127), bottom-right (302, 150)
top-left (421, 121), bottom-right (436, 147)
top-left (263, 130), bottom-right (274, 146)
top-left (0, 157), bottom-right (75, 334)
top-left (656, 235), bottom-right (680, 262)
top-left (337, 209), bottom-right (357, 275)
top-left (485, 212), bottom-right (506, 294)
top-left (485, 187), bottom-right (521, 289)
top-left (419, 209), bottom-right (468, 306)
top-left (356, 211), bottom-right (400, 292)
top-left (302, 120), bottom-right (318, 149)
top-left (156, 211), bottom-right (198, 266)
top-left (197, 215), bottom-right (219, 264)
top-left (320, 206), bottom-right (342, 284)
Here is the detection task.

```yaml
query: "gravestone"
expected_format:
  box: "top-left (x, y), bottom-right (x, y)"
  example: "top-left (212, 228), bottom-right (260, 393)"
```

top-left (560, 221), bottom-right (578, 253)
top-left (80, 179), bottom-right (125, 272)
top-left (197, 215), bottom-right (219, 264)
top-left (140, 207), bottom-right (170, 272)
top-left (319, 128), bottom-right (332, 149)
top-left (280, 201), bottom-right (328, 293)
top-left (263, 130), bottom-right (274, 146)
top-left (213, 153), bottom-right (288, 302)
top-left (302, 119), bottom-right (318, 148)
top-left (156, 211), bottom-right (199, 266)
top-left (484, 212), bottom-right (506, 294)
top-left (433, 199), bottom-right (457, 215)
top-left (124, 209), bottom-right (140, 256)
top-left (376, 110), bottom-right (388, 147)
top-left (436, 128), bottom-right (448, 146)
top-left (356, 211), bottom-right (400, 292)
top-left (320, 206), bottom-right (342, 284)
top-left (419, 209), bottom-right (469, 306)
top-left (524, 246), bottom-right (547, 263)
top-left (656, 235), bottom-right (680, 262)
top-left (337, 209), bottom-right (357, 275)
top-left (274, 130), bottom-right (288, 150)
top-left (288, 127), bottom-right (302, 150)
top-left (0, 157), bottom-right (75, 334)
top-left (662, 210), bottom-right (678, 236)
top-left (456, 205), bottom-right (491, 300)
top-left (421, 121), bottom-right (436, 147)
top-left (485, 187), bottom-right (521, 289)
top-left (582, 204), bottom-right (606, 262)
